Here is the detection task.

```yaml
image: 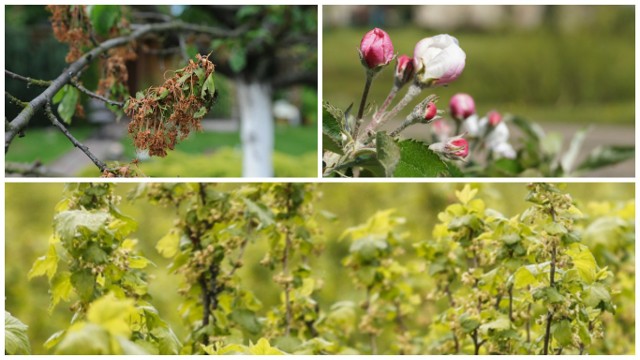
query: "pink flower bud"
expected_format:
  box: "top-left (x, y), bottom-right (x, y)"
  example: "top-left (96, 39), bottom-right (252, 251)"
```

top-left (429, 135), bottom-right (469, 160)
top-left (413, 34), bottom-right (466, 86)
top-left (359, 28), bottom-right (394, 69)
top-left (449, 93), bottom-right (475, 120)
top-left (425, 101), bottom-right (437, 121)
top-left (449, 138), bottom-right (469, 158)
top-left (395, 55), bottom-right (414, 85)
top-left (488, 110), bottom-right (502, 126)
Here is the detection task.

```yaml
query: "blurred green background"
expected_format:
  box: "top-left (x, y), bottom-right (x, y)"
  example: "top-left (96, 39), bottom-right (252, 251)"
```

top-left (323, 5), bottom-right (634, 125)
top-left (5, 182), bottom-right (634, 353)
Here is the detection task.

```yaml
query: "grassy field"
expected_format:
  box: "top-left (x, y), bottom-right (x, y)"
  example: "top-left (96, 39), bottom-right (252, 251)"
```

top-left (323, 27), bottom-right (634, 125)
top-left (5, 127), bottom-right (95, 164)
top-left (121, 124), bottom-right (317, 159)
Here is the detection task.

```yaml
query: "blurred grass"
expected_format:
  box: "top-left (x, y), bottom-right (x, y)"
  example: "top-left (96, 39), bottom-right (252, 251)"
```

top-left (80, 148), bottom-right (318, 178)
top-left (5, 183), bottom-right (634, 353)
top-left (323, 27), bottom-right (634, 124)
top-left (121, 124), bottom-right (317, 159)
top-left (5, 127), bottom-right (94, 164)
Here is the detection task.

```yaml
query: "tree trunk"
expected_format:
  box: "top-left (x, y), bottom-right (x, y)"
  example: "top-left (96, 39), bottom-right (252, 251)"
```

top-left (236, 79), bottom-right (274, 177)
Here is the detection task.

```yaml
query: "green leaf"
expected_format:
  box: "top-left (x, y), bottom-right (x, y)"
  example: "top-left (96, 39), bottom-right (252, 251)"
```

top-left (57, 85), bottom-right (80, 124)
top-left (194, 106), bottom-right (208, 118)
top-left (544, 222), bottom-right (567, 235)
top-left (566, 243), bottom-right (597, 283)
top-left (230, 309), bottom-right (262, 334)
top-left (201, 73), bottom-right (216, 98)
top-left (249, 338), bottom-right (285, 355)
top-left (87, 293), bottom-right (136, 337)
top-left (50, 271), bottom-right (73, 312)
top-left (89, 5), bottom-right (121, 37)
top-left (177, 73), bottom-right (191, 85)
top-left (71, 270), bottom-right (95, 302)
top-left (194, 68), bottom-right (205, 82)
top-left (561, 127), bottom-right (590, 173)
top-left (394, 140), bottom-right (452, 177)
top-left (479, 316), bottom-right (511, 332)
top-left (229, 47), bottom-right (247, 73)
top-left (28, 244), bottom-right (58, 280)
top-left (150, 327), bottom-right (182, 355)
top-left (5, 311), bottom-right (31, 355)
top-left (460, 315), bottom-right (480, 333)
top-left (116, 336), bottom-right (149, 354)
top-left (376, 132), bottom-right (400, 177)
top-left (54, 210), bottom-right (110, 243)
top-left (55, 323), bottom-right (111, 355)
top-left (583, 284), bottom-right (611, 309)
top-left (349, 236), bottom-right (388, 262)
top-left (156, 229), bottom-right (180, 258)
top-left (322, 103), bottom-right (345, 155)
top-left (156, 89), bottom-right (169, 100)
top-left (243, 198), bottom-right (275, 227)
top-left (553, 320), bottom-right (573, 347)
top-left (488, 158), bottom-right (522, 176)
top-left (44, 330), bottom-right (65, 350)
top-left (576, 145), bottom-right (634, 172)
top-left (513, 262), bottom-right (550, 289)
top-left (510, 115), bottom-right (545, 141)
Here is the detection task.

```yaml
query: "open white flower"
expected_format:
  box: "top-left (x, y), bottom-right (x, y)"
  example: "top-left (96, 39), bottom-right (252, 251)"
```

top-left (413, 34), bottom-right (466, 86)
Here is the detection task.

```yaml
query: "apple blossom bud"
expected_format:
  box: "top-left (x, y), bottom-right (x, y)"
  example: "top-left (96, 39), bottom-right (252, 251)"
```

top-left (486, 122), bottom-right (510, 149)
top-left (413, 34), bottom-right (466, 86)
top-left (488, 110), bottom-right (502, 126)
top-left (429, 135), bottom-right (469, 160)
top-left (395, 55), bottom-right (414, 85)
top-left (432, 119), bottom-right (451, 142)
top-left (492, 142), bottom-right (516, 159)
top-left (425, 101), bottom-right (437, 121)
top-left (359, 28), bottom-right (394, 69)
top-left (449, 93), bottom-right (475, 121)
top-left (462, 114), bottom-right (483, 138)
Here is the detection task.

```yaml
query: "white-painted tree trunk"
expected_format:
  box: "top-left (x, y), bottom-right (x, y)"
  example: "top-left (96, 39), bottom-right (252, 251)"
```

top-left (236, 80), bottom-right (274, 177)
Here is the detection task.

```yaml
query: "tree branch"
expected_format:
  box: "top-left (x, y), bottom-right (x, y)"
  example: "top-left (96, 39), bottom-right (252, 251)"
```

top-left (6, 20), bottom-right (246, 153)
top-left (5, 69), bottom-right (52, 87)
top-left (44, 102), bottom-right (108, 173)
top-left (69, 78), bottom-right (124, 107)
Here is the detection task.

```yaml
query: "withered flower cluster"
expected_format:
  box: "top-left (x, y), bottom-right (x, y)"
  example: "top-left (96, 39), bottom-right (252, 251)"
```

top-left (47, 5), bottom-right (92, 63)
top-left (125, 54), bottom-right (218, 157)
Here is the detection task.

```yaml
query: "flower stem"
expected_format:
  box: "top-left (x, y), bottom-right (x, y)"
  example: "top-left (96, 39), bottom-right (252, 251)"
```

top-left (389, 118), bottom-right (413, 138)
top-left (372, 84), bottom-right (399, 121)
top-left (354, 71), bottom-right (374, 137)
top-left (361, 83), bottom-right (422, 141)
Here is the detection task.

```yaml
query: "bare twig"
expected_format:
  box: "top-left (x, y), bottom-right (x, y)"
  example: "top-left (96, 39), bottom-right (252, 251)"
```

top-left (5, 92), bottom-right (27, 108)
top-left (44, 102), bottom-right (108, 173)
top-left (6, 20), bottom-right (247, 152)
top-left (5, 69), bottom-right (51, 87)
top-left (69, 78), bottom-right (124, 107)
